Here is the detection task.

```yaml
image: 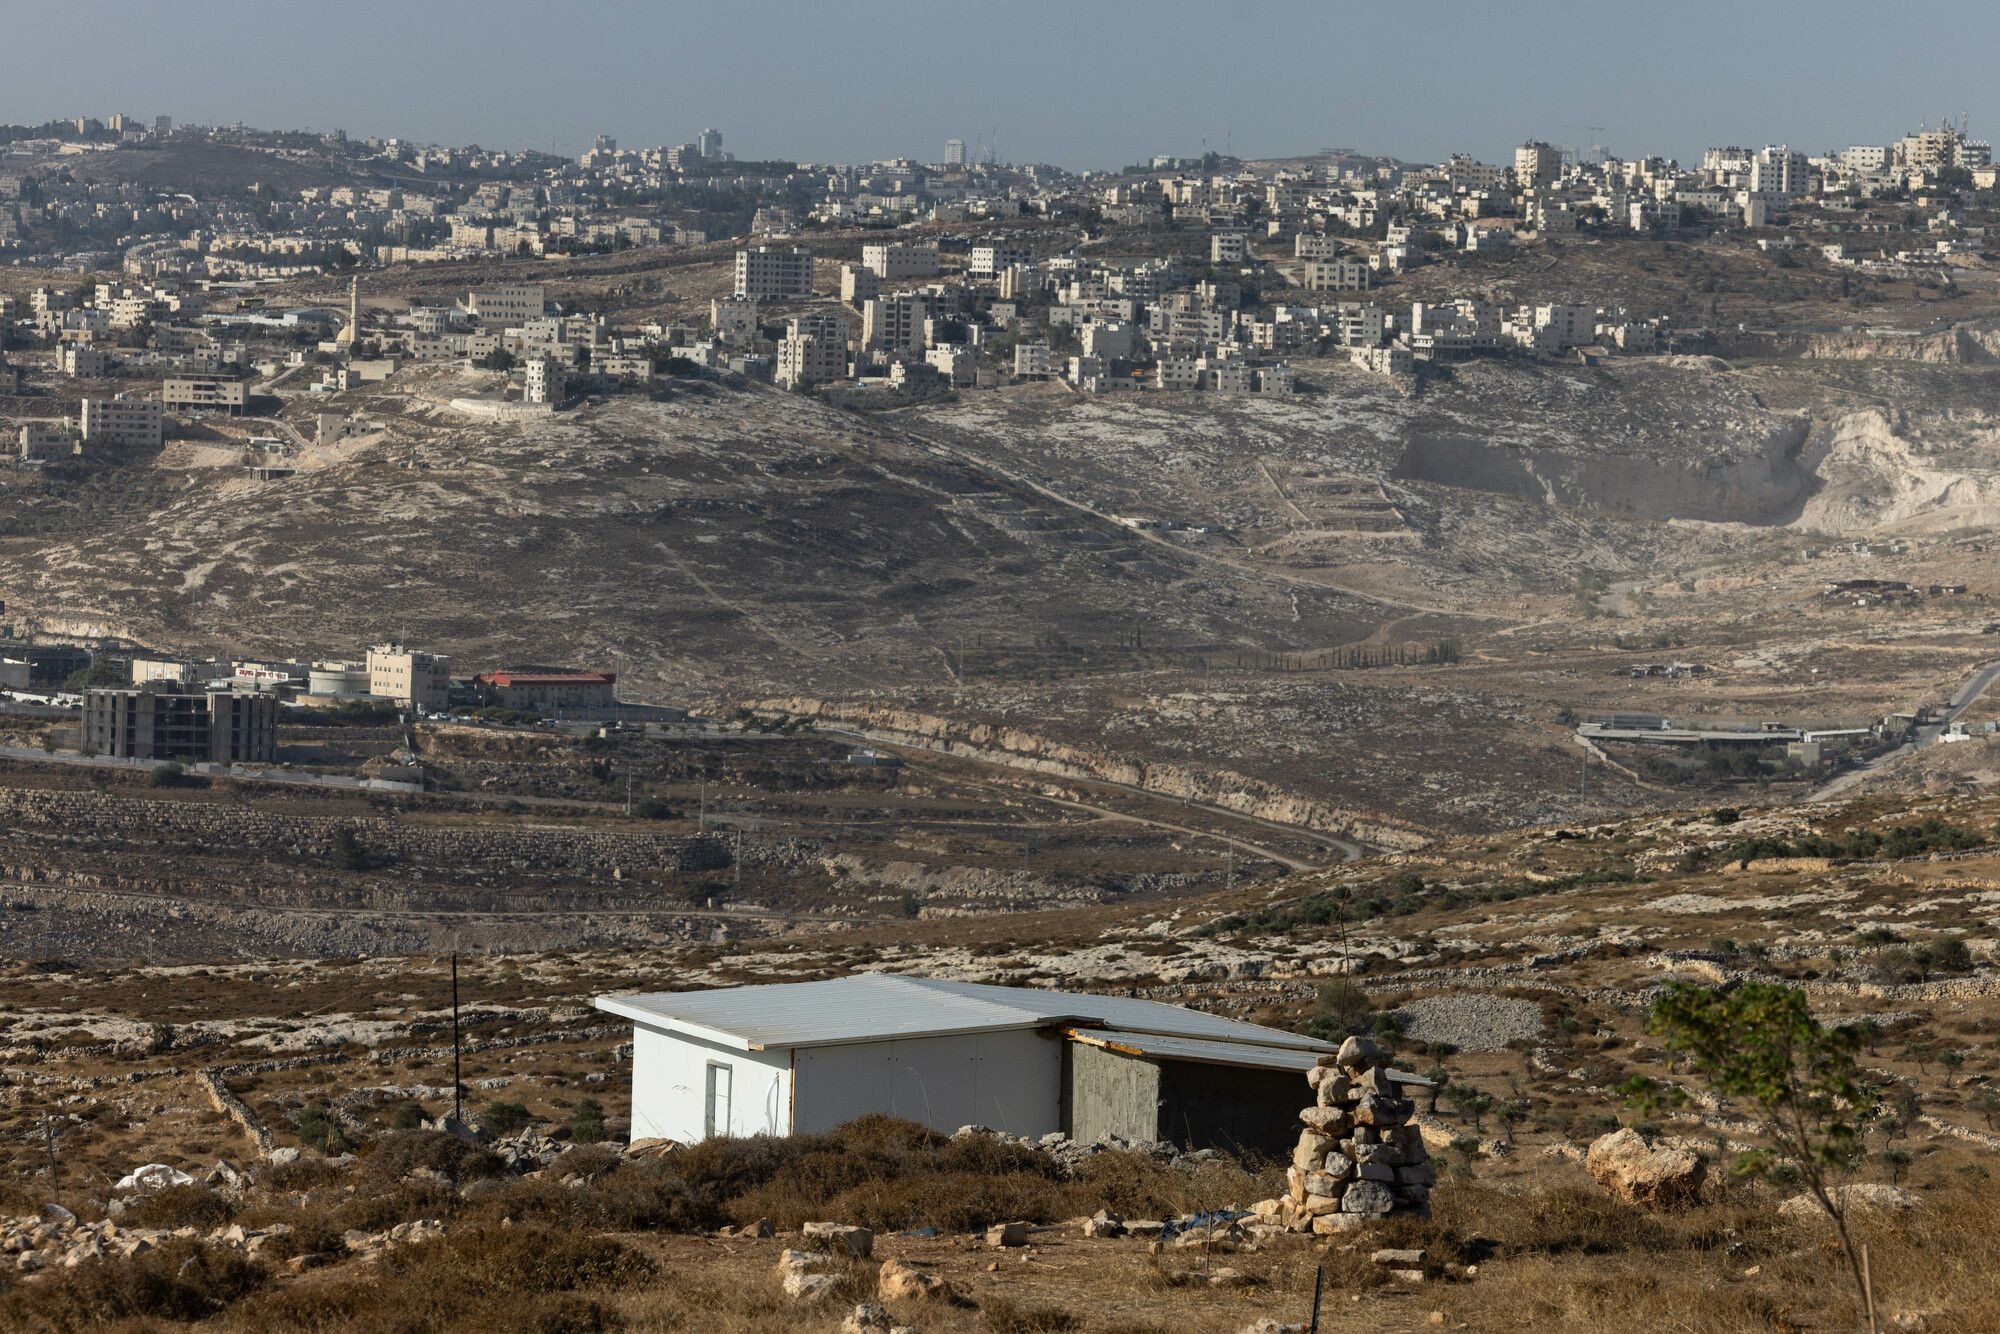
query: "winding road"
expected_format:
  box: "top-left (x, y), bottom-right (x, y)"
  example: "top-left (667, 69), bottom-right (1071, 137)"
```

top-left (1806, 657), bottom-right (2000, 804)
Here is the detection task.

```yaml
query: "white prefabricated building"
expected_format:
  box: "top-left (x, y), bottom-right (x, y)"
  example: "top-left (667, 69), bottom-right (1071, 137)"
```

top-left (595, 974), bottom-right (1335, 1151)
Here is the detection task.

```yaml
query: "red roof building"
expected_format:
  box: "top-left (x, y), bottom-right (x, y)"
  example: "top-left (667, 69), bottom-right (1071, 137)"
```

top-left (471, 669), bottom-right (618, 714)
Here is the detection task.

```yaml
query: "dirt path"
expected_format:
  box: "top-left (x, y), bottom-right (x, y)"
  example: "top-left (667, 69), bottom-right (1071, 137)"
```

top-left (815, 723), bottom-right (1362, 868)
top-left (890, 417), bottom-right (1518, 622)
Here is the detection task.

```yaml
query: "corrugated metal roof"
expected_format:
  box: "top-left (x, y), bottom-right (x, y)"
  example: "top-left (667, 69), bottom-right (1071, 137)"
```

top-left (1063, 1027), bottom-right (1327, 1073)
top-left (1065, 1028), bottom-right (1433, 1083)
top-left (594, 974), bottom-right (1335, 1053)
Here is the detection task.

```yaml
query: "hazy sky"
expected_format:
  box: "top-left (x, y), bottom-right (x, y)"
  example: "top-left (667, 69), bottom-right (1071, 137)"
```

top-left (7, 1), bottom-right (1995, 169)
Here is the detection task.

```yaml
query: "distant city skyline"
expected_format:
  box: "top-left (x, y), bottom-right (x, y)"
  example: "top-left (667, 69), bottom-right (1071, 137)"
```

top-left (6, 1), bottom-right (1997, 170)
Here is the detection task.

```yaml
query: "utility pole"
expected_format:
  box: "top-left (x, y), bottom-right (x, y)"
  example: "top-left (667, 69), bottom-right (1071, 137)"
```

top-left (42, 1114), bottom-right (60, 1208)
top-left (451, 952), bottom-right (463, 1127)
top-left (699, 780), bottom-right (707, 832)
top-left (624, 770), bottom-right (633, 817)
top-left (1226, 848), bottom-right (1235, 891)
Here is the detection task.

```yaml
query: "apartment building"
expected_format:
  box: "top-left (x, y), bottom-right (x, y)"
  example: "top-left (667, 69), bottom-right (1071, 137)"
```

top-left (466, 284), bottom-right (547, 328)
top-left (18, 423), bottom-right (78, 462)
top-left (1408, 299), bottom-right (1500, 357)
top-left (58, 345), bottom-right (105, 377)
top-left (840, 264), bottom-right (880, 306)
top-left (81, 684), bottom-right (277, 764)
top-left (366, 643), bottom-right (452, 712)
top-left (925, 344), bottom-right (977, 387)
top-left (776, 312), bottom-right (850, 389)
top-left (1514, 141), bottom-right (1563, 188)
top-left (969, 244), bottom-right (1031, 278)
top-left (1080, 321), bottom-right (1139, 362)
top-left (524, 353), bottom-right (567, 404)
top-left (860, 242), bottom-right (940, 281)
top-left (1294, 233), bottom-right (1338, 260)
top-left (79, 395), bottom-right (162, 448)
top-left (1013, 343), bottom-right (1052, 379)
top-left (861, 288), bottom-right (954, 352)
top-left (1210, 231), bottom-right (1247, 263)
top-left (1748, 145), bottom-right (1809, 197)
top-left (162, 374), bottom-right (248, 415)
top-left (710, 295), bottom-right (762, 345)
top-left (1302, 258), bottom-right (1371, 292)
top-left (734, 245), bottom-right (814, 299)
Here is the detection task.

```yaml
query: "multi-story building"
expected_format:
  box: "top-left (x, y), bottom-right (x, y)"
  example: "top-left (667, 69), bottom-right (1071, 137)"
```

top-left (861, 288), bottom-right (954, 352)
top-left (1210, 231), bottom-right (1247, 263)
top-left (1894, 125), bottom-right (1992, 173)
top-left (944, 138), bottom-right (966, 167)
top-left (776, 313), bottom-right (850, 389)
top-left (471, 669), bottom-right (617, 714)
top-left (524, 354), bottom-right (566, 404)
top-left (925, 343), bottom-right (977, 387)
top-left (709, 295), bottom-right (762, 345)
top-left (697, 127), bottom-right (722, 160)
top-left (860, 243), bottom-right (940, 281)
top-left (1302, 258), bottom-right (1371, 292)
top-left (1749, 145), bottom-right (1809, 197)
top-left (18, 423), bottom-right (78, 462)
top-left (969, 244), bottom-right (1031, 278)
top-left (1408, 299), bottom-right (1500, 357)
top-left (366, 643), bottom-right (452, 713)
top-left (734, 245), bottom-right (814, 299)
top-left (1081, 321), bottom-right (1138, 362)
top-left (1294, 233), bottom-right (1338, 260)
top-left (58, 345), bottom-right (106, 377)
top-left (465, 284), bottom-right (547, 328)
top-left (1840, 145), bottom-right (1890, 175)
top-left (81, 684), bottom-right (277, 764)
top-left (1514, 141), bottom-right (1563, 188)
top-left (162, 374), bottom-right (247, 415)
top-left (1013, 343), bottom-right (1052, 379)
top-left (840, 264), bottom-right (880, 306)
top-left (79, 395), bottom-right (162, 448)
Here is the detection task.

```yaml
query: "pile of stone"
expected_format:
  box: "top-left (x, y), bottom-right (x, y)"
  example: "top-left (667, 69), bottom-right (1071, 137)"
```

top-left (3, 1204), bottom-right (442, 1277)
top-left (1250, 1036), bottom-right (1434, 1234)
top-left (951, 1124), bottom-right (1223, 1175)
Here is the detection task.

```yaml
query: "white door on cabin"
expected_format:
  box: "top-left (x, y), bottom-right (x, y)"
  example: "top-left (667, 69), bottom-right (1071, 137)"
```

top-left (705, 1062), bottom-right (732, 1138)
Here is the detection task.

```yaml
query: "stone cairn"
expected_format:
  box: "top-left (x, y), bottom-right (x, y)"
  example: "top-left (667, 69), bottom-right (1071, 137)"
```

top-left (1251, 1035), bottom-right (1434, 1234)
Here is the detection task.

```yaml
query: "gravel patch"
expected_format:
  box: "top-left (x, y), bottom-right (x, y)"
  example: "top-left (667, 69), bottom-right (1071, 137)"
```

top-left (1393, 993), bottom-right (1545, 1052)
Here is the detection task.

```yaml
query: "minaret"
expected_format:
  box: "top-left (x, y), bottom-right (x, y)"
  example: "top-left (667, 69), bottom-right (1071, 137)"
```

top-left (337, 275), bottom-right (358, 345)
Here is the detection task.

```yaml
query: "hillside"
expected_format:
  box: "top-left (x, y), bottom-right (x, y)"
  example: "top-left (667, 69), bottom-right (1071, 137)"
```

top-left (5, 782), bottom-right (2000, 1329)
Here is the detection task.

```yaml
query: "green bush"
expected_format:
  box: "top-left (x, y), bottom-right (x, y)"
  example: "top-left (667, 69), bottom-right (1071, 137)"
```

top-left (480, 1100), bottom-right (532, 1137)
top-left (571, 1098), bottom-right (607, 1145)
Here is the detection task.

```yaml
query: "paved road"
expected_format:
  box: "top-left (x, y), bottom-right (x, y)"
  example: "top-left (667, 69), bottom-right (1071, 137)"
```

top-left (1806, 657), bottom-right (2000, 804)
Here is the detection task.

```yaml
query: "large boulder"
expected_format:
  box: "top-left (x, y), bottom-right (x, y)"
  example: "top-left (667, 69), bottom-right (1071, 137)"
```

top-left (1586, 1129), bottom-right (1706, 1209)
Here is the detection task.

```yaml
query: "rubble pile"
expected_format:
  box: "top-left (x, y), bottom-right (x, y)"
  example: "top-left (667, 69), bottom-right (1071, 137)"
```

top-left (3, 1203), bottom-right (443, 1277)
top-left (1250, 1035), bottom-right (1435, 1233)
top-left (951, 1124), bottom-right (1225, 1174)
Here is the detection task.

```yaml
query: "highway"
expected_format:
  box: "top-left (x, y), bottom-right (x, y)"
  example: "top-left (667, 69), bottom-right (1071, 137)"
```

top-left (1806, 657), bottom-right (2000, 804)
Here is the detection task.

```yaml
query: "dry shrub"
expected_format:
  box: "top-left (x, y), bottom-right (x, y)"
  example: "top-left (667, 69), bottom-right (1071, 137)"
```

top-left (263, 1155), bottom-right (348, 1193)
top-left (810, 1171), bottom-right (1073, 1234)
top-left (122, 1182), bottom-right (237, 1230)
top-left (982, 1294), bottom-right (1082, 1332)
top-left (362, 1129), bottom-right (507, 1185)
top-left (329, 1177), bottom-right (461, 1233)
top-left (0, 1238), bottom-right (266, 1332)
top-left (225, 1225), bottom-right (653, 1334)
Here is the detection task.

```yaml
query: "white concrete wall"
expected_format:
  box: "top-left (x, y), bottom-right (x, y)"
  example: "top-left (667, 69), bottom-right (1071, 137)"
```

top-left (792, 1029), bottom-right (1063, 1137)
top-left (629, 1023), bottom-right (791, 1142)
